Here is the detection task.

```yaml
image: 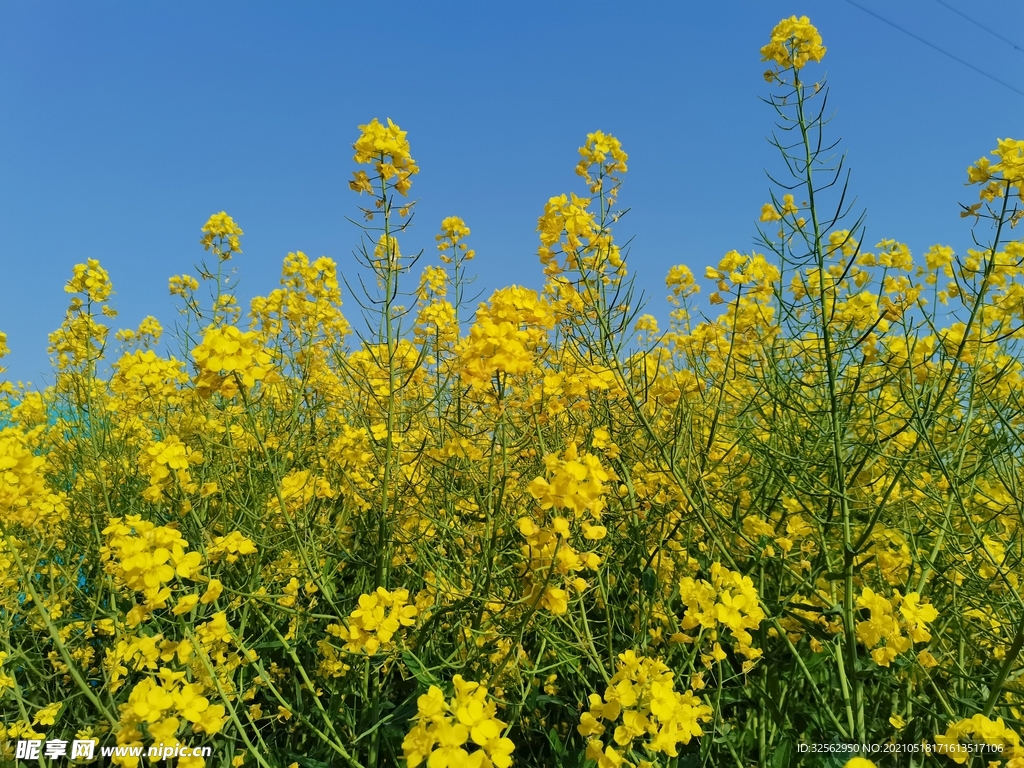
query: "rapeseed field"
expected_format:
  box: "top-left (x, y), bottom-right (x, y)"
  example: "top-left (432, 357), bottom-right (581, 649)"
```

top-left (1, 16), bottom-right (1022, 768)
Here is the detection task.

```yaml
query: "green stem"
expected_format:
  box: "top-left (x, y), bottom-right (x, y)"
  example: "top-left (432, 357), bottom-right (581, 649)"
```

top-left (793, 64), bottom-right (864, 742)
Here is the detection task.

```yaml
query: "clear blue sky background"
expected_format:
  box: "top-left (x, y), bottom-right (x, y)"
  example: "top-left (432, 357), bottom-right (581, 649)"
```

top-left (1, 0), bottom-right (1022, 386)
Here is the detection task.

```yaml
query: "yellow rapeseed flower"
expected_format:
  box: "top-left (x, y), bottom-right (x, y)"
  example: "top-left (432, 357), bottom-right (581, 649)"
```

top-left (761, 16), bottom-right (826, 73)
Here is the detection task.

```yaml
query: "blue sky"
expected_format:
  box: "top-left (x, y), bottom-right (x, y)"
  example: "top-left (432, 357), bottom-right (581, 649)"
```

top-left (1, 0), bottom-right (1022, 386)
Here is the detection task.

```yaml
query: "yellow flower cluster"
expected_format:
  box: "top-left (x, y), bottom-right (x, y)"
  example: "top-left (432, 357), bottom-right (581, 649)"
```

top-left (168, 273), bottom-right (200, 298)
top-left (516, 515), bottom-right (601, 615)
top-left (200, 211), bottom-right (243, 261)
top-left (47, 258), bottom-right (118, 370)
top-left (106, 628), bottom-right (188, 690)
top-left (536, 185), bottom-right (625, 285)
top-left (0, 652), bottom-right (15, 695)
top-left (266, 469), bottom-right (337, 517)
top-left (934, 714), bottom-right (1024, 765)
top-left (32, 701), bottom-right (61, 727)
top-left (109, 349), bottom-right (189, 412)
top-left (527, 441), bottom-right (612, 519)
top-left (192, 325), bottom-right (276, 397)
top-left (47, 313), bottom-right (110, 370)
top-left (100, 515), bottom-right (204, 623)
top-left (456, 286), bottom-right (556, 392)
top-left (249, 251), bottom-right (350, 344)
top-left (347, 340), bottom-right (424, 404)
top-left (515, 442), bottom-right (612, 614)
top-left (665, 264), bottom-right (699, 306)
top-left (575, 130), bottom-right (628, 193)
top-left (205, 531), bottom-right (258, 564)
top-left (0, 333), bottom-right (10, 400)
top-left (193, 611), bottom-right (255, 669)
top-left (419, 265), bottom-right (449, 300)
top-left (760, 15), bottom-right (826, 74)
top-left (0, 721), bottom-right (46, 745)
top-left (325, 425), bottom-right (376, 512)
top-left (704, 249), bottom-right (780, 306)
top-left (139, 435), bottom-right (203, 502)
top-left (968, 137), bottom-right (1024, 208)
top-left (115, 672), bottom-right (226, 768)
top-left (402, 675), bottom-right (514, 768)
top-left (436, 216), bottom-right (474, 263)
top-left (350, 117), bottom-right (419, 196)
top-left (578, 651), bottom-right (712, 767)
top-left (537, 193), bottom-right (598, 274)
top-left (676, 562), bottom-right (765, 670)
top-left (0, 427), bottom-right (68, 528)
top-left (854, 588), bottom-right (938, 668)
top-left (759, 193), bottom-right (801, 223)
top-left (64, 258), bottom-right (113, 303)
top-left (328, 587), bottom-right (418, 655)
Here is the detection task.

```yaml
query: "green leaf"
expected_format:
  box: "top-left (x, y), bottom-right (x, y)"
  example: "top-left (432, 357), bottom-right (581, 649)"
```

top-left (546, 726), bottom-right (566, 757)
top-left (803, 649), bottom-right (831, 672)
top-left (816, 753), bottom-right (852, 768)
top-left (402, 649), bottom-right (440, 687)
top-left (771, 737), bottom-right (794, 768)
top-left (536, 694), bottom-right (566, 707)
top-left (642, 567), bottom-right (658, 594)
